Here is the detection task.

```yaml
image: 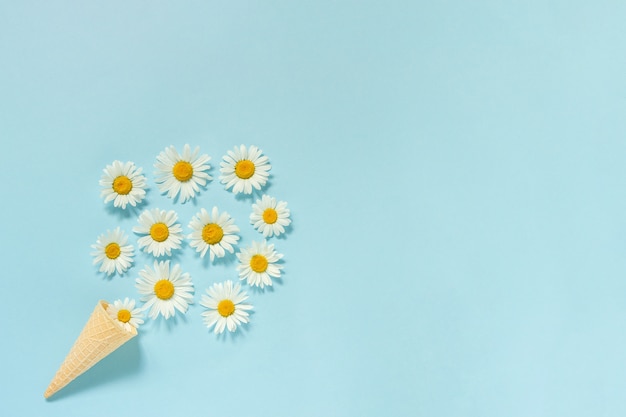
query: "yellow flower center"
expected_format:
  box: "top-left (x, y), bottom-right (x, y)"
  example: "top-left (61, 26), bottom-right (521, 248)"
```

top-left (250, 254), bottom-right (268, 273)
top-left (202, 223), bottom-right (224, 245)
top-left (172, 161), bottom-right (193, 182)
top-left (105, 243), bottom-right (121, 259)
top-left (262, 208), bottom-right (278, 224)
top-left (112, 176), bottom-right (133, 195)
top-left (217, 299), bottom-right (235, 317)
top-left (234, 160), bottom-right (255, 179)
top-left (150, 222), bottom-right (170, 242)
top-left (117, 309), bottom-right (131, 323)
top-left (154, 279), bottom-right (175, 300)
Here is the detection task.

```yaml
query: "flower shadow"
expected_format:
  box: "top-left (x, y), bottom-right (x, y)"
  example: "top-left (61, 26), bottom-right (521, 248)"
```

top-left (214, 312), bottom-right (255, 343)
top-left (104, 198), bottom-right (150, 220)
top-left (167, 181), bottom-right (211, 206)
top-left (234, 178), bottom-right (274, 203)
top-left (148, 311), bottom-right (189, 333)
top-left (150, 249), bottom-right (184, 265)
top-left (274, 219), bottom-right (295, 241)
top-left (95, 268), bottom-right (135, 282)
top-left (249, 279), bottom-right (280, 295)
top-left (201, 250), bottom-right (237, 269)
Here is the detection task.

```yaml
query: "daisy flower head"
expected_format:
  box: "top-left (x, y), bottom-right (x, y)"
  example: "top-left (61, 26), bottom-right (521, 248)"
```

top-left (91, 227), bottom-right (134, 276)
top-left (99, 160), bottom-right (147, 209)
top-left (250, 195), bottom-right (291, 238)
top-left (220, 144), bottom-right (271, 194)
top-left (237, 240), bottom-right (283, 288)
top-left (188, 207), bottom-right (240, 261)
top-left (135, 260), bottom-right (194, 320)
top-left (133, 208), bottom-right (184, 257)
top-left (200, 280), bottom-right (253, 334)
top-left (154, 144), bottom-right (212, 203)
top-left (106, 297), bottom-right (144, 332)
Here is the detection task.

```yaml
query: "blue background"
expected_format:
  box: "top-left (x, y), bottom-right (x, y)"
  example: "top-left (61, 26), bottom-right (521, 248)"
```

top-left (1, 1), bottom-right (626, 416)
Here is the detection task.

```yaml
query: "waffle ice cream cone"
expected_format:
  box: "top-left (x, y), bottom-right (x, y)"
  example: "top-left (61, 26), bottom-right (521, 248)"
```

top-left (44, 300), bottom-right (137, 399)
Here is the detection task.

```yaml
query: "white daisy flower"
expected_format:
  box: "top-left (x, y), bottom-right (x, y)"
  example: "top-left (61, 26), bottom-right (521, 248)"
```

top-left (99, 160), bottom-right (147, 209)
top-left (188, 207), bottom-right (240, 261)
top-left (200, 280), bottom-right (253, 334)
top-left (106, 298), bottom-right (144, 332)
top-left (154, 144), bottom-right (212, 203)
top-left (135, 260), bottom-right (194, 320)
top-left (219, 144), bottom-right (271, 194)
top-left (236, 240), bottom-right (283, 288)
top-left (91, 227), bottom-right (134, 276)
top-left (250, 195), bottom-right (291, 238)
top-left (133, 208), bottom-right (184, 257)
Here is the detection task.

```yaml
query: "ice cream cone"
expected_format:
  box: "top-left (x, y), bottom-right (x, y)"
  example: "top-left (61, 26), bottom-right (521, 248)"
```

top-left (44, 300), bottom-right (137, 399)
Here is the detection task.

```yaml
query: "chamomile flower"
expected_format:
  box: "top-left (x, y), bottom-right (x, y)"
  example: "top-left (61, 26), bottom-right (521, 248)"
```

top-left (250, 195), bottom-right (291, 238)
top-left (200, 280), bottom-right (253, 334)
top-left (188, 207), bottom-right (240, 261)
top-left (154, 144), bottom-right (212, 203)
top-left (133, 208), bottom-right (184, 257)
top-left (99, 160), bottom-right (147, 209)
top-left (219, 144), bottom-right (271, 194)
top-left (135, 260), bottom-right (194, 320)
top-left (106, 298), bottom-right (144, 332)
top-left (91, 227), bottom-right (134, 276)
top-left (237, 240), bottom-right (283, 288)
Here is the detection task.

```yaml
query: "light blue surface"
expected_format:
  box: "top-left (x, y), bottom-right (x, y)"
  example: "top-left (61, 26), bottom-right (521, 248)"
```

top-left (1, 1), bottom-right (626, 415)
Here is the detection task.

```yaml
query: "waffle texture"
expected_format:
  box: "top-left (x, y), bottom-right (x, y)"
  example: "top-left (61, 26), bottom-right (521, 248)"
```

top-left (44, 300), bottom-right (137, 399)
